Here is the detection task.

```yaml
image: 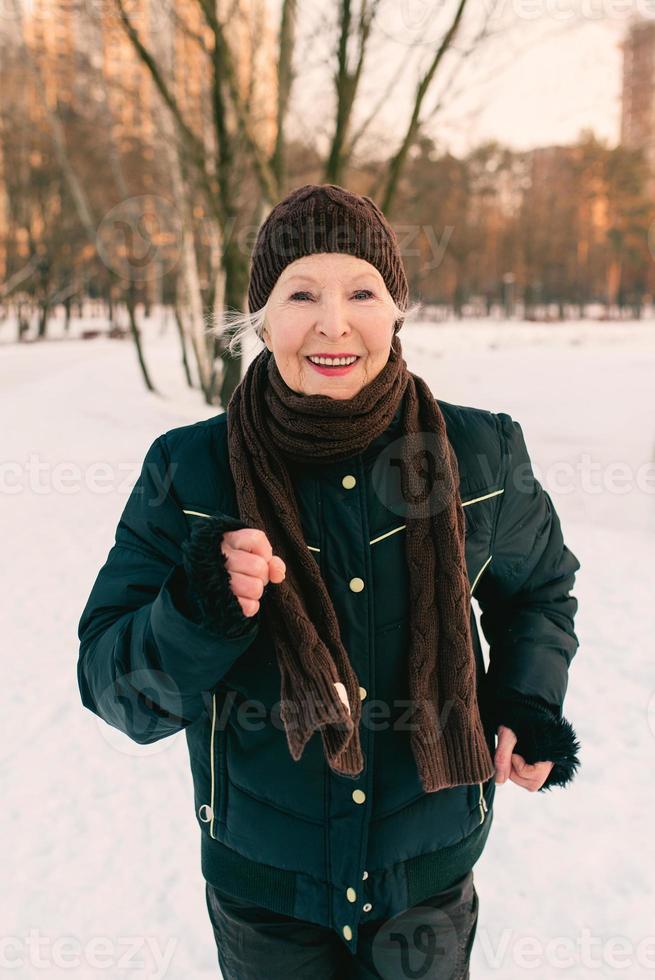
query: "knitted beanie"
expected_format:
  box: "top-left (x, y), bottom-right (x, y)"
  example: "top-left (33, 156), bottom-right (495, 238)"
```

top-left (247, 183), bottom-right (409, 330)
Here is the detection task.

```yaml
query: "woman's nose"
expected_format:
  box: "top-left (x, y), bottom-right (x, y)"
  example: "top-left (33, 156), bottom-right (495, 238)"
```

top-left (315, 297), bottom-right (351, 336)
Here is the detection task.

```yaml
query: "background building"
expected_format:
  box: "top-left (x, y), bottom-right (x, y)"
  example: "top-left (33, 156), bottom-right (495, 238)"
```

top-left (620, 18), bottom-right (655, 197)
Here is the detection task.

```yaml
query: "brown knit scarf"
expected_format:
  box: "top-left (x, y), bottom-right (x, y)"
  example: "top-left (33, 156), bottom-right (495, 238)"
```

top-left (225, 334), bottom-right (495, 792)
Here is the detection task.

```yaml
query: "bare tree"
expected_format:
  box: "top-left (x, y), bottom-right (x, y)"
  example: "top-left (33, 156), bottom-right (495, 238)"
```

top-left (2, 0), bottom-right (512, 404)
top-left (380, 0), bottom-right (471, 212)
top-left (2, 0), bottom-right (158, 390)
top-left (324, 0), bottom-right (380, 184)
top-left (112, 0), bottom-right (299, 405)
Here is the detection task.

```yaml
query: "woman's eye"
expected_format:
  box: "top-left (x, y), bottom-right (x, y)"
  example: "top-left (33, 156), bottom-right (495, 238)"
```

top-left (289, 290), bottom-right (374, 301)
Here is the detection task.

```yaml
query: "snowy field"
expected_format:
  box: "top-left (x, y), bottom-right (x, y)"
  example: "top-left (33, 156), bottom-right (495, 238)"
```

top-left (2, 312), bottom-right (655, 978)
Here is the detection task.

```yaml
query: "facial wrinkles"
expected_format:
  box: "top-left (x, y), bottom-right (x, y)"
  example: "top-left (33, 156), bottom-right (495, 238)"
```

top-left (264, 258), bottom-right (393, 397)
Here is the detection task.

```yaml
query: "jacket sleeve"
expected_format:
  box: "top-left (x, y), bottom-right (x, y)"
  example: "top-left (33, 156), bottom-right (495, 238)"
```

top-left (475, 412), bottom-right (582, 791)
top-left (76, 433), bottom-right (265, 745)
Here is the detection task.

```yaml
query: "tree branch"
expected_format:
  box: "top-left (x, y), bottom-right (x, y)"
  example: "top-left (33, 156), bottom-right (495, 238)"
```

top-left (270, 0), bottom-right (298, 189)
top-left (112, 0), bottom-right (224, 227)
top-left (324, 0), bottom-right (381, 183)
top-left (343, 53), bottom-right (411, 162)
top-left (198, 0), bottom-right (279, 203)
top-left (378, 0), bottom-right (469, 214)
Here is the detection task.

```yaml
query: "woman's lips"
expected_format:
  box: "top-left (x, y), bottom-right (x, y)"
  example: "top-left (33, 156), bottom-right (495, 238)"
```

top-left (305, 356), bottom-right (361, 376)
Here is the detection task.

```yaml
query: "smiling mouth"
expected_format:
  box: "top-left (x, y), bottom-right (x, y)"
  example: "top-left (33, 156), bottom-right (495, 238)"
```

top-left (305, 355), bottom-right (361, 374)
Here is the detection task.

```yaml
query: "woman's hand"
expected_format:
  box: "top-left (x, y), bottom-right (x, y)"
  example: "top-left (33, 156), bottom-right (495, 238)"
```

top-left (494, 724), bottom-right (554, 791)
top-left (221, 528), bottom-right (286, 617)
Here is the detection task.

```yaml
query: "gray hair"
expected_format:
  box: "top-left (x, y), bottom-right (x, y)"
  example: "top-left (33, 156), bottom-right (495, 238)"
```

top-left (204, 296), bottom-right (424, 359)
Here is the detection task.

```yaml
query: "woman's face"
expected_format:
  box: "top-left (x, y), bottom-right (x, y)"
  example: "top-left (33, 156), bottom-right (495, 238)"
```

top-left (261, 253), bottom-right (396, 399)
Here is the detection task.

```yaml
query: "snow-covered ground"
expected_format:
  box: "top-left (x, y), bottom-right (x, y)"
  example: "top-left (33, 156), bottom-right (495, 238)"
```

top-left (3, 313), bottom-right (655, 978)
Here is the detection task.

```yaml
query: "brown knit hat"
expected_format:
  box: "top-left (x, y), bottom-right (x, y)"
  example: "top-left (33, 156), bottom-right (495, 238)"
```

top-left (247, 183), bottom-right (409, 330)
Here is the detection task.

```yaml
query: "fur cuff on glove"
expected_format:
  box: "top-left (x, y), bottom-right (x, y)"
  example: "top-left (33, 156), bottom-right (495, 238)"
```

top-left (181, 514), bottom-right (265, 639)
top-left (482, 692), bottom-right (581, 792)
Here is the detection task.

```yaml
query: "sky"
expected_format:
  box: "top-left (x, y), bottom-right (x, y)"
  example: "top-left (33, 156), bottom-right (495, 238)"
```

top-left (290, 1), bottom-right (644, 159)
top-left (435, 9), bottom-right (628, 155)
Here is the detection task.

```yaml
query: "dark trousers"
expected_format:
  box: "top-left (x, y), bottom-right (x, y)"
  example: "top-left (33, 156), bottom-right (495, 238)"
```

top-left (205, 869), bottom-right (479, 979)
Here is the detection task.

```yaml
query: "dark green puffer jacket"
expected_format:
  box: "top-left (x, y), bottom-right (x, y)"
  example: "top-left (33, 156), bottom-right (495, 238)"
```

top-left (76, 398), bottom-right (581, 955)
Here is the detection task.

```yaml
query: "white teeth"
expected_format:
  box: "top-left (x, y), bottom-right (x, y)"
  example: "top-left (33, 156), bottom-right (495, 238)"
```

top-left (308, 355), bottom-right (358, 366)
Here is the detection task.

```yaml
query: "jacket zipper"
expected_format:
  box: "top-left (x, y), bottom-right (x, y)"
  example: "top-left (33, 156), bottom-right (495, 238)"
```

top-left (210, 692), bottom-right (218, 840)
top-left (478, 781), bottom-right (488, 825)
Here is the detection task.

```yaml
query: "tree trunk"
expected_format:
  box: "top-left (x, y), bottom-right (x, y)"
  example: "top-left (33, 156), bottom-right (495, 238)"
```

top-left (64, 296), bottom-right (72, 332)
top-left (18, 303), bottom-right (30, 342)
top-left (180, 223), bottom-right (215, 403)
top-left (607, 255), bottom-right (622, 309)
top-left (154, 57), bottom-right (214, 400)
top-left (218, 237), bottom-right (251, 408)
top-left (206, 221), bottom-right (226, 405)
top-left (125, 283), bottom-right (157, 393)
top-left (37, 302), bottom-right (49, 338)
top-left (174, 287), bottom-right (194, 388)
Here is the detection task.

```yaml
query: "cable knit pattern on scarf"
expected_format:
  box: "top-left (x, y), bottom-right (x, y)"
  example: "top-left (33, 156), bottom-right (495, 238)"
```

top-left (222, 333), bottom-right (496, 793)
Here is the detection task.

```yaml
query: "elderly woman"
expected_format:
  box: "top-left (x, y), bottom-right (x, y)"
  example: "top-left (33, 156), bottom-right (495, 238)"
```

top-left (77, 184), bottom-right (581, 979)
